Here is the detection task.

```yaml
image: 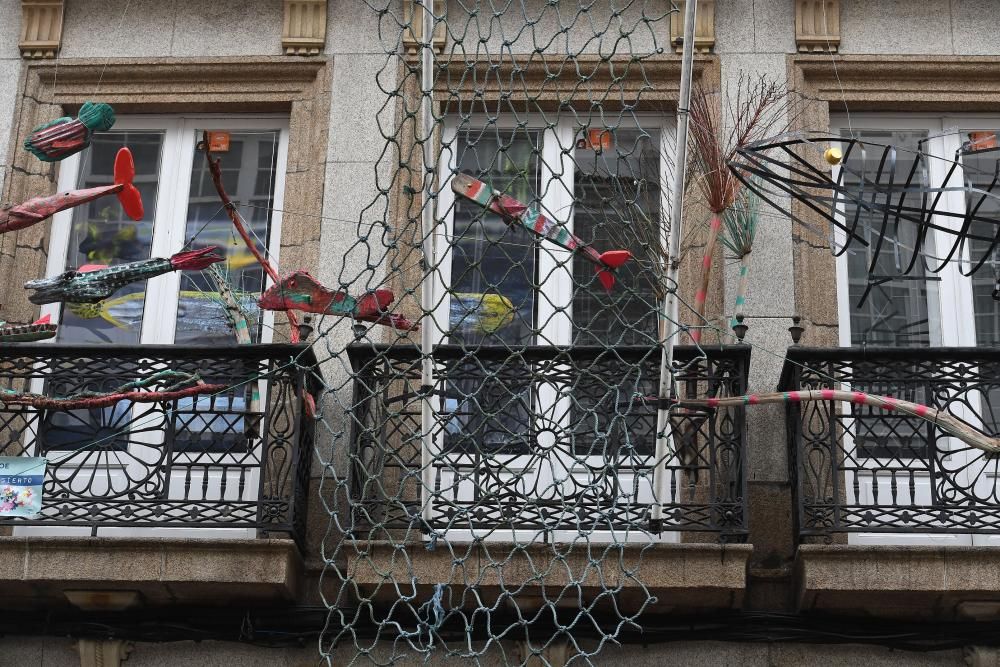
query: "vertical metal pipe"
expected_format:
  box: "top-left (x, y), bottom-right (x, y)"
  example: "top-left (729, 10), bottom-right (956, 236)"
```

top-left (419, 0), bottom-right (437, 525)
top-left (651, 0), bottom-right (698, 529)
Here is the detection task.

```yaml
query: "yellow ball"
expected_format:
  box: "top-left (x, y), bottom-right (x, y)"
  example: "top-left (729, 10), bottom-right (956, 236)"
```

top-left (824, 146), bottom-right (843, 165)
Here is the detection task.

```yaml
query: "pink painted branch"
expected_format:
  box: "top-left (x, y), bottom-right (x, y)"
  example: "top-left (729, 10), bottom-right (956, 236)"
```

top-left (669, 389), bottom-right (1000, 454)
top-left (691, 212), bottom-right (722, 344)
top-left (0, 383), bottom-right (228, 411)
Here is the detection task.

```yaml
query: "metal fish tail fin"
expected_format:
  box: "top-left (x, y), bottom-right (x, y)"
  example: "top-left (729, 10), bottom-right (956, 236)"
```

top-left (113, 147), bottom-right (144, 221)
top-left (595, 250), bottom-right (631, 291)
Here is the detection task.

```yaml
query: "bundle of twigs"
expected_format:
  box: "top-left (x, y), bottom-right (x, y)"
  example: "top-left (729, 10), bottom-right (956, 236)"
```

top-left (721, 186), bottom-right (759, 329)
top-left (687, 74), bottom-right (795, 343)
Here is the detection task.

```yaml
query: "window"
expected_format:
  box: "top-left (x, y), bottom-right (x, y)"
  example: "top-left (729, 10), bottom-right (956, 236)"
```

top-left (429, 115), bottom-right (672, 539)
top-left (832, 114), bottom-right (1000, 546)
top-left (39, 116), bottom-right (288, 455)
top-left (46, 116), bottom-right (288, 347)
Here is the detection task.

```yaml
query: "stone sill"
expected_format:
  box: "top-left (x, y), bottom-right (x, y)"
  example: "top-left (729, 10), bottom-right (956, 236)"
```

top-left (797, 544), bottom-right (1000, 619)
top-left (0, 536), bottom-right (302, 608)
top-left (341, 541), bottom-right (752, 613)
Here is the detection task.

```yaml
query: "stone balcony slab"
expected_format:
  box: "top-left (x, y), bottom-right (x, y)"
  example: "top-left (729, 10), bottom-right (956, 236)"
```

top-left (340, 541), bottom-right (752, 614)
top-left (797, 544), bottom-right (1000, 619)
top-left (0, 537), bottom-right (302, 608)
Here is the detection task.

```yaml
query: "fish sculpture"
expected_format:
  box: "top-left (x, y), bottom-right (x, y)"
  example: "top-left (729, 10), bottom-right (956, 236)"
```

top-left (451, 173), bottom-right (632, 290)
top-left (25, 247), bottom-right (225, 305)
top-left (24, 101), bottom-right (116, 162)
top-left (1, 147), bottom-right (143, 235)
top-left (450, 292), bottom-right (517, 334)
top-left (259, 270), bottom-right (419, 331)
top-left (0, 315), bottom-right (56, 343)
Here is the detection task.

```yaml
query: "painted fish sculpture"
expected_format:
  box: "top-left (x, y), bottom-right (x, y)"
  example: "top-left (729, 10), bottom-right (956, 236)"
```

top-left (450, 292), bottom-right (517, 334)
top-left (25, 247), bottom-right (225, 305)
top-left (1, 147), bottom-right (143, 235)
top-left (259, 270), bottom-right (419, 331)
top-left (451, 173), bottom-right (632, 290)
top-left (0, 315), bottom-right (56, 343)
top-left (24, 101), bottom-right (116, 162)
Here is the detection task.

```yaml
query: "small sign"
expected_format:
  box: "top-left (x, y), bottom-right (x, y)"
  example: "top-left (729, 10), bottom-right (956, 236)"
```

top-left (0, 456), bottom-right (45, 516)
top-left (207, 131), bottom-right (231, 152)
top-left (577, 128), bottom-right (613, 152)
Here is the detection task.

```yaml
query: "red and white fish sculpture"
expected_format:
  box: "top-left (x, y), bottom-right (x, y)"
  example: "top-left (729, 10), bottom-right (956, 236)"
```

top-left (451, 173), bottom-right (631, 290)
top-left (0, 147), bottom-right (143, 234)
top-left (259, 271), bottom-right (419, 331)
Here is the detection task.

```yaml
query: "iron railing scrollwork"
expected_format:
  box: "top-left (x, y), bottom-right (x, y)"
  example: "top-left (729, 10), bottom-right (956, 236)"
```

top-left (347, 344), bottom-right (750, 541)
top-left (0, 343), bottom-right (320, 546)
top-left (781, 347), bottom-right (1000, 540)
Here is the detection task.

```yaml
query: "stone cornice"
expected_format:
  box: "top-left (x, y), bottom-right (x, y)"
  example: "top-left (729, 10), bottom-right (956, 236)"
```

top-left (436, 54), bottom-right (714, 108)
top-left (792, 55), bottom-right (1000, 109)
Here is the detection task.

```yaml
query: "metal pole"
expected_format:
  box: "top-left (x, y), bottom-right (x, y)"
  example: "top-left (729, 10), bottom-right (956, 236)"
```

top-left (651, 0), bottom-right (697, 530)
top-left (419, 0), bottom-right (437, 526)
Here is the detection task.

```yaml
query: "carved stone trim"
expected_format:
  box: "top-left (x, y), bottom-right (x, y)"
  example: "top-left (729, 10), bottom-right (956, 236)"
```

top-left (282, 0), bottom-right (327, 56)
top-left (402, 0), bottom-right (445, 56)
top-left (436, 54), bottom-right (715, 110)
top-left (670, 0), bottom-right (715, 54)
top-left (75, 639), bottom-right (133, 667)
top-left (19, 0), bottom-right (64, 59)
top-left (1, 58), bottom-right (330, 336)
top-left (795, 0), bottom-right (840, 53)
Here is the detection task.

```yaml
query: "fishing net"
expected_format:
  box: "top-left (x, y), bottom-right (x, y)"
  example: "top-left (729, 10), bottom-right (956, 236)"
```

top-left (310, 2), bottom-right (748, 664)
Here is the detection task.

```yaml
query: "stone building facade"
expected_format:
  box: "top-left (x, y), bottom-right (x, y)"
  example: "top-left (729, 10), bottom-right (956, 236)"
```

top-left (0, 1), bottom-right (998, 665)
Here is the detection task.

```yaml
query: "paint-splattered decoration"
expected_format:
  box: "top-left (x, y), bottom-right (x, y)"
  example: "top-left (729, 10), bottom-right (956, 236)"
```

top-left (23, 101), bottom-right (116, 163)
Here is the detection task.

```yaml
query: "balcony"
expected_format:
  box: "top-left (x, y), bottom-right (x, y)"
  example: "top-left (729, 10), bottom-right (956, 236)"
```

top-left (342, 344), bottom-right (753, 614)
top-left (781, 347), bottom-right (1000, 618)
top-left (348, 343), bottom-right (750, 539)
top-left (0, 343), bottom-right (321, 608)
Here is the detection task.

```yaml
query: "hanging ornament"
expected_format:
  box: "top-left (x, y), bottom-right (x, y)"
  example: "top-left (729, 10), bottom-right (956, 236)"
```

top-left (25, 247), bottom-right (225, 305)
top-left (259, 270), bottom-right (419, 331)
top-left (451, 173), bottom-right (631, 290)
top-left (0, 315), bottom-right (56, 343)
top-left (1, 147), bottom-right (143, 234)
top-left (23, 101), bottom-right (116, 163)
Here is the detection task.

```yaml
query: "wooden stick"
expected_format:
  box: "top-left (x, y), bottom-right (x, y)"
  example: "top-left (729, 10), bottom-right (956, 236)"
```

top-left (670, 389), bottom-right (1000, 454)
top-left (201, 132), bottom-right (299, 343)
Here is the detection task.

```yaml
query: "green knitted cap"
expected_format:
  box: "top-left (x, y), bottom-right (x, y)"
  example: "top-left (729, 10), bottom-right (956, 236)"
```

top-left (78, 101), bottom-right (115, 132)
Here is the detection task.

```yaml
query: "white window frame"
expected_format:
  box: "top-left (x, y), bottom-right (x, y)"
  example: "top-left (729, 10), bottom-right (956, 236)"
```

top-left (429, 114), bottom-right (674, 543)
top-left (20, 114), bottom-right (290, 539)
top-left (831, 113), bottom-right (1000, 546)
top-left (44, 114), bottom-right (290, 345)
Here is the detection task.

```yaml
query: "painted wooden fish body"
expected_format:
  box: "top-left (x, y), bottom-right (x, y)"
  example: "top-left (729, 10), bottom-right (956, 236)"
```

top-left (259, 271), bottom-right (418, 331)
top-left (25, 247), bottom-right (224, 305)
top-left (450, 172), bottom-right (631, 290)
top-left (0, 147), bottom-right (143, 234)
top-left (24, 101), bottom-right (116, 163)
top-left (0, 315), bottom-right (56, 343)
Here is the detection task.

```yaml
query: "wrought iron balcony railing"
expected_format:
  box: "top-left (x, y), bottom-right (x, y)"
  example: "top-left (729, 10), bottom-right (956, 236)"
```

top-left (347, 344), bottom-right (749, 541)
top-left (781, 347), bottom-right (1000, 540)
top-left (0, 343), bottom-right (320, 545)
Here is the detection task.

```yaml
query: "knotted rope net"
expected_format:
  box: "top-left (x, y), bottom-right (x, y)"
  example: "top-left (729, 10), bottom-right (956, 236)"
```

top-left (311, 2), bottom-right (748, 664)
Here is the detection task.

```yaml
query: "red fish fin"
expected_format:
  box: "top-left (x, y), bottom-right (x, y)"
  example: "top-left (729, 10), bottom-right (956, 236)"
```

top-left (77, 264), bottom-right (108, 273)
top-left (32, 314), bottom-right (51, 325)
top-left (595, 250), bottom-right (631, 291)
top-left (113, 147), bottom-right (144, 221)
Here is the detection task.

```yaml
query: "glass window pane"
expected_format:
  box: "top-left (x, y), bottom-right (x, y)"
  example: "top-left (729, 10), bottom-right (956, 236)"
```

top-left (443, 127), bottom-right (540, 455)
top-left (572, 127), bottom-right (660, 347)
top-left (841, 129), bottom-right (941, 347)
top-left (571, 127), bottom-right (661, 457)
top-left (55, 131), bottom-right (163, 345)
top-left (173, 130), bottom-right (281, 346)
top-left (961, 131), bottom-right (1000, 347)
